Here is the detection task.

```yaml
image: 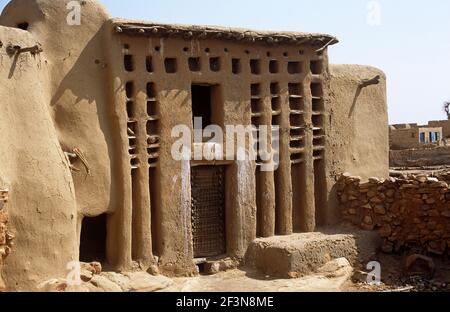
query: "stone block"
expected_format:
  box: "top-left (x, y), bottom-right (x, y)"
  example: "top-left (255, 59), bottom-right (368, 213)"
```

top-left (245, 233), bottom-right (358, 278)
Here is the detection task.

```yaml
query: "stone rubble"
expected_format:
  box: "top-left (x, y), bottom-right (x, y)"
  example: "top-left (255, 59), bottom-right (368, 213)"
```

top-left (337, 173), bottom-right (450, 256)
top-left (0, 190), bottom-right (13, 292)
top-left (38, 262), bottom-right (173, 292)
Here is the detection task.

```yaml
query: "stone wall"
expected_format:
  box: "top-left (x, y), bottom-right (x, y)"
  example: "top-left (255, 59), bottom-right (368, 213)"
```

top-left (390, 146), bottom-right (450, 167)
top-left (0, 190), bottom-right (13, 291)
top-left (337, 174), bottom-right (450, 256)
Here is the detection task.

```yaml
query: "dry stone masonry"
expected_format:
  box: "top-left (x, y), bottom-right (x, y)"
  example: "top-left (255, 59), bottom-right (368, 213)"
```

top-left (337, 174), bottom-right (450, 256)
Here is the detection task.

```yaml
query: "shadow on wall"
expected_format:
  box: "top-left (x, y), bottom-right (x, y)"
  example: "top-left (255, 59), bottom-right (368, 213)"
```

top-left (49, 23), bottom-right (123, 218)
top-left (349, 75), bottom-right (381, 118)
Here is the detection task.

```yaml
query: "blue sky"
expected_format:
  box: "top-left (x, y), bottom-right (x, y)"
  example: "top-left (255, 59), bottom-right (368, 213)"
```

top-left (1, 0), bottom-right (450, 124)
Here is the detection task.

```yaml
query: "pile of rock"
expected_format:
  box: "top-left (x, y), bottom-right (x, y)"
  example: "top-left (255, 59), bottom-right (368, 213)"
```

top-left (38, 262), bottom-right (173, 292)
top-left (337, 174), bottom-right (450, 256)
top-left (0, 190), bottom-right (14, 292)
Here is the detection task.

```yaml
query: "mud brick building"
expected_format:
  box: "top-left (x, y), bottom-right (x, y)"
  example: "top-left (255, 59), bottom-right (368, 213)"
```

top-left (0, 0), bottom-right (388, 290)
top-left (390, 123), bottom-right (444, 150)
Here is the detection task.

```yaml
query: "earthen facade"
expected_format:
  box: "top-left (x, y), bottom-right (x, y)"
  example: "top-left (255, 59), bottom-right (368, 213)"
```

top-left (0, 0), bottom-right (388, 290)
top-left (390, 123), bottom-right (444, 150)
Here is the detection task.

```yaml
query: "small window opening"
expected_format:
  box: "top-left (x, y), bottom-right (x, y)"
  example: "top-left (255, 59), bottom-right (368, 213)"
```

top-left (250, 59), bottom-right (261, 75)
top-left (146, 56), bottom-right (153, 73)
top-left (289, 83), bottom-right (302, 96)
top-left (126, 101), bottom-right (134, 118)
top-left (310, 60), bottom-right (323, 75)
top-left (210, 57), bottom-right (221, 72)
top-left (251, 83), bottom-right (261, 96)
top-left (189, 57), bottom-right (201, 72)
top-left (232, 58), bottom-right (241, 74)
top-left (164, 58), bottom-right (177, 73)
top-left (125, 82), bottom-right (134, 99)
top-left (270, 83), bottom-right (280, 95)
top-left (147, 83), bottom-right (156, 99)
top-left (311, 83), bottom-right (323, 97)
top-left (124, 54), bottom-right (134, 72)
top-left (269, 60), bottom-right (279, 73)
top-left (288, 61), bottom-right (302, 74)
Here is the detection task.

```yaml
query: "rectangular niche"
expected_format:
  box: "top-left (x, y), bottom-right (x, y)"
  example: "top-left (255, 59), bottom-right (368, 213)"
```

top-left (232, 58), bottom-right (241, 74)
top-left (270, 83), bottom-right (280, 95)
top-left (146, 56), bottom-right (153, 73)
top-left (124, 54), bottom-right (134, 72)
top-left (269, 60), bottom-right (279, 74)
top-left (310, 60), bottom-right (323, 75)
top-left (311, 83), bottom-right (323, 98)
top-left (164, 58), bottom-right (177, 73)
top-left (312, 114), bottom-right (324, 127)
top-left (288, 61), bottom-right (302, 74)
top-left (312, 98), bottom-right (324, 112)
top-left (288, 83), bottom-right (302, 96)
top-left (210, 57), bottom-right (221, 72)
top-left (271, 97), bottom-right (281, 112)
top-left (189, 57), bottom-right (201, 72)
top-left (147, 83), bottom-right (156, 100)
top-left (126, 81), bottom-right (134, 99)
top-left (251, 83), bottom-right (261, 97)
top-left (250, 59), bottom-right (261, 75)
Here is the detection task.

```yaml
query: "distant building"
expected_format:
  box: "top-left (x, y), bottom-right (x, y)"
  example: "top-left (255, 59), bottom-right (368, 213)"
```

top-left (390, 122), bottom-right (444, 150)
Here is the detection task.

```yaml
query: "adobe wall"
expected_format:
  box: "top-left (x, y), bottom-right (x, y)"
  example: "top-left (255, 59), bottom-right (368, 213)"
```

top-left (325, 64), bottom-right (389, 225)
top-left (0, 25), bottom-right (79, 290)
top-left (0, 0), bottom-right (390, 290)
top-left (390, 127), bottom-right (420, 150)
top-left (338, 174), bottom-right (450, 256)
top-left (107, 23), bottom-right (331, 273)
top-left (429, 120), bottom-right (450, 140)
top-left (0, 0), bottom-right (118, 290)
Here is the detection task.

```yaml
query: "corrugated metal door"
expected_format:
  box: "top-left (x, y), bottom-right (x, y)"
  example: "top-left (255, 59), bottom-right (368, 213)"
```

top-left (191, 166), bottom-right (226, 258)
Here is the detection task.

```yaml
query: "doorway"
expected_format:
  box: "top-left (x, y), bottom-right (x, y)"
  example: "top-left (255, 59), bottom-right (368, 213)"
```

top-left (191, 166), bottom-right (226, 258)
top-left (79, 214), bottom-right (107, 263)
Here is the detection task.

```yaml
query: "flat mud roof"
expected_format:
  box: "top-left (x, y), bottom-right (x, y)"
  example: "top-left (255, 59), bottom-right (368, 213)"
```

top-left (111, 18), bottom-right (338, 48)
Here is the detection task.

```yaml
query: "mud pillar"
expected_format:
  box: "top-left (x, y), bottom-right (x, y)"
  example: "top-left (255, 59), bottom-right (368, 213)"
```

top-left (156, 73), bottom-right (196, 275)
top-left (256, 89), bottom-right (276, 237)
top-left (105, 38), bottom-right (133, 270)
top-left (275, 82), bottom-right (293, 235)
top-left (130, 62), bottom-right (153, 266)
top-left (227, 160), bottom-right (257, 258)
top-left (299, 77), bottom-right (316, 232)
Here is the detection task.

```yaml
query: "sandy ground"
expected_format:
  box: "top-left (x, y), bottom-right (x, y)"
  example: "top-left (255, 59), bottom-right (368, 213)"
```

top-left (162, 260), bottom-right (353, 292)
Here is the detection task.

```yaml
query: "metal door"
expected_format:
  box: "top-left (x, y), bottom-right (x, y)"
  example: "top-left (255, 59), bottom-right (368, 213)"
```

top-left (191, 166), bottom-right (226, 258)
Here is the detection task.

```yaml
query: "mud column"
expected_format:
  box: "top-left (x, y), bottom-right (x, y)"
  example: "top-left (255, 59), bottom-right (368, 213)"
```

top-left (226, 160), bottom-right (257, 258)
top-left (130, 48), bottom-right (154, 267)
top-left (255, 74), bottom-right (276, 237)
top-left (105, 39), bottom-right (133, 270)
top-left (298, 73), bottom-right (316, 232)
top-left (275, 81), bottom-right (293, 235)
top-left (154, 53), bottom-right (196, 275)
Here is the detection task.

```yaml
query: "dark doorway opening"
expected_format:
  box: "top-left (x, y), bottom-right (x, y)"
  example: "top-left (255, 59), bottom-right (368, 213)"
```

top-left (192, 85), bottom-right (213, 130)
top-left (191, 166), bottom-right (226, 258)
top-left (79, 214), bottom-right (107, 263)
